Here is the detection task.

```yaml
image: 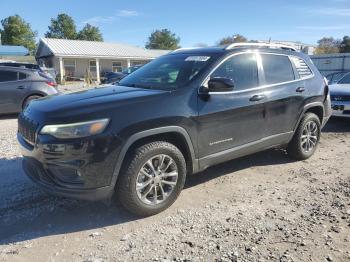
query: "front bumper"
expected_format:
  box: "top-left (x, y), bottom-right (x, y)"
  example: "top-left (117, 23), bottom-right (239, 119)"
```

top-left (23, 157), bottom-right (114, 200)
top-left (331, 101), bottom-right (350, 118)
top-left (18, 131), bottom-right (122, 201)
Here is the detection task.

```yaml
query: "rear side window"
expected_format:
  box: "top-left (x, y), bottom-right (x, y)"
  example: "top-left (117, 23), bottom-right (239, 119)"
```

top-left (211, 53), bottom-right (258, 91)
top-left (0, 70), bottom-right (18, 82)
top-left (261, 54), bottom-right (295, 85)
top-left (290, 57), bottom-right (313, 79)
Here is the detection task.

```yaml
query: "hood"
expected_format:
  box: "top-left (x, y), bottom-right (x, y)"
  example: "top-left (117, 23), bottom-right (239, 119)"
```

top-left (329, 84), bottom-right (350, 96)
top-left (27, 85), bottom-right (168, 116)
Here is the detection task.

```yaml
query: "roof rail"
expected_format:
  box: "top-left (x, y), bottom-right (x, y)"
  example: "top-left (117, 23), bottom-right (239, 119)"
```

top-left (225, 43), bottom-right (297, 52)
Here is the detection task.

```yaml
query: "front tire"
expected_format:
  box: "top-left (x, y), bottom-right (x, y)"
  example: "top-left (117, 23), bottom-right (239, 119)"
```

top-left (116, 141), bottom-right (187, 216)
top-left (287, 112), bottom-right (321, 160)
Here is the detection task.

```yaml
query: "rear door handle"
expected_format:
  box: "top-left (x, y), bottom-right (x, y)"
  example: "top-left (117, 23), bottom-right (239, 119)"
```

top-left (249, 94), bottom-right (266, 102)
top-left (16, 86), bottom-right (25, 90)
top-left (296, 87), bottom-right (305, 93)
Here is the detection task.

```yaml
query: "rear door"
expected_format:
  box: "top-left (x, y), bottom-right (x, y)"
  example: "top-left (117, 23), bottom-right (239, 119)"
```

top-left (0, 69), bottom-right (28, 113)
top-left (258, 53), bottom-right (306, 137)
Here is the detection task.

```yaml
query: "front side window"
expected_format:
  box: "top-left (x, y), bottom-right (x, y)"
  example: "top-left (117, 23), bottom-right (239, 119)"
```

top-left (338, 73), bottom-right (350, 84)
top-left (261, 54), bottom-right (295, 85)
top-left (119, 54), bottom-right (217, 90)
top-left (211, 53), bottom-right (258, 91)
top-left (0, 70), bottom-right (18, 82)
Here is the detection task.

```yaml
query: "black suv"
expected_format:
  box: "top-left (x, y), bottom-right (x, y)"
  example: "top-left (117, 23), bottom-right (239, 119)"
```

top-left (18, 43), bottom-right (331, 216)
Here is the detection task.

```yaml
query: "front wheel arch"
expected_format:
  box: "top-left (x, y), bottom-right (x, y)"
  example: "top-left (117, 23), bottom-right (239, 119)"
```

top-left (111, 127), bottom-right (198, 189)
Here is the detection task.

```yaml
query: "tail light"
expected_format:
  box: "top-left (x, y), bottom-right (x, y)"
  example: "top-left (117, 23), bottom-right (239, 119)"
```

top-left (323, 77), bottom-right (330, 102)
top-left (46, 81), bottom-right (57, 88)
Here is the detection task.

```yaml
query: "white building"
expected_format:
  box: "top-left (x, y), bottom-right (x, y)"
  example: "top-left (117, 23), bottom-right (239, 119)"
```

top-left (36, 38), bottom-right (169, 83)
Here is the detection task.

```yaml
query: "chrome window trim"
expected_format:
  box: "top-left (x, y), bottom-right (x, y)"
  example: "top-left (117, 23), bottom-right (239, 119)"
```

top-left (201, 51), bottom-right (315, 95)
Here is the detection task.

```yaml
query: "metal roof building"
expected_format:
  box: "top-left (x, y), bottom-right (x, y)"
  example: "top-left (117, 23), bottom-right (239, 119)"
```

top-left (36, 38), bottom-right (169, 83)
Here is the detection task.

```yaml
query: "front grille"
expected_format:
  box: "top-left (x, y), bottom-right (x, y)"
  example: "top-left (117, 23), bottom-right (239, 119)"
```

top-left (18, 113), bottom-right (38, 144)
top-left (331, 95), bottom-right (350, 102)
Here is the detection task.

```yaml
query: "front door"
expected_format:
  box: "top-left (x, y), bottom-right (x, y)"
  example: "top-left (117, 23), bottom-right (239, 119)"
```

top-left (196, 53), bottom-right (266, 160)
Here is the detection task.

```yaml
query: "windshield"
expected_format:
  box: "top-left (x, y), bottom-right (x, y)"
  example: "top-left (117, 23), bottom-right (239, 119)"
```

top-left (122, 66), bottom-right (140, 74)
top-left (118, 54), bottom-right (216, 90)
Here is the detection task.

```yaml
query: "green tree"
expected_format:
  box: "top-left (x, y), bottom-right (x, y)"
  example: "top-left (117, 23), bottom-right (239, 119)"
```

top-left (77, 24), bottom-right (103, 41)
top-left (340, 36), bottom-right (350, 53)
top-left (0, 15), bottom-right (37, 53)
top-left (218, 34), bottom-right (248, 45)
top-left (315, 37), bottom-right (340, 54)
top-left (145, 29), bottom-right (180, 50)
top-left (45, 13), bottom-right (77, 39)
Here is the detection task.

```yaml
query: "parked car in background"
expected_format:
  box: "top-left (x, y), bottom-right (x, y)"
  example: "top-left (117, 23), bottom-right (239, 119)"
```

top-left (102, 65), bottom-right (144, 84)
top-left (18, 43), bottom-right (331, 216)
top-left (102, 71), bottom-right (126, 84)
top-left (326, 71), bottom-right (350, 85)
top-left (0, 62), bottom-right (57, 83)
top-left (0, 66), bottom-right (59, 114)
top-left (329, 72), bottom-right (350, 118)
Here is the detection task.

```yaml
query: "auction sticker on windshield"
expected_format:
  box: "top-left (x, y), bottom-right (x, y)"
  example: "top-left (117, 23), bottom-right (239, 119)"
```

top-left (185, 56), bottom-right (211, 62)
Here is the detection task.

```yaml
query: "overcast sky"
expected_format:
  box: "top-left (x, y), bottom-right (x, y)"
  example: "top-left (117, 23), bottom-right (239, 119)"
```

top-left (1, 0), bottom-right (349, 47)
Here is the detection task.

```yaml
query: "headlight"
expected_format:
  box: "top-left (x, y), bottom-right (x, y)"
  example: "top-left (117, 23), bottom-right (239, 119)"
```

top-left (40, 119), bottom-right (110, 139)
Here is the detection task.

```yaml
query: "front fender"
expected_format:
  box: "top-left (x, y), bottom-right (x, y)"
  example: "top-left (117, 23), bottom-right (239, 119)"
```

top-left (110, 126), bottom-right (199, 188)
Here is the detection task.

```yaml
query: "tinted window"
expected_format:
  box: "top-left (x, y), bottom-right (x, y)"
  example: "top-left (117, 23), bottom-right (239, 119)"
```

top-left (19, 72), bottom-right (27, 80)
top-left (0, 70), bottom-right (18, 82)
top-left (338, 73), bottom-right (350, 84)
top-left (262, 54), bottom-right (295, 85)
top-left (119, 54), bottom-right (217, 90)
top-left (211, 53), bottom-right (258, 91)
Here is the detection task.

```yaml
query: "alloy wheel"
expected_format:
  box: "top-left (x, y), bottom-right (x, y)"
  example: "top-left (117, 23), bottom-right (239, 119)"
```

top-left (301, 120), bottom-right (319, 153)
top-left (136, 154), bottom-right (178, 205)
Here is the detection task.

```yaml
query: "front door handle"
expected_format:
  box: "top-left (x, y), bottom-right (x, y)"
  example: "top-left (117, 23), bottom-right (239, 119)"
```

top-left (16, 86), bottom-right (25, 90)
top-left (296, 87), bottom-right (305, 93)
top-left (250, 94), bottom-right (266, 102)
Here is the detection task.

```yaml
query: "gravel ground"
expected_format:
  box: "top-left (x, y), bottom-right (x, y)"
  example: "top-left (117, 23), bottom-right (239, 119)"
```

top-left (0, 116), bottom-right (349, 262)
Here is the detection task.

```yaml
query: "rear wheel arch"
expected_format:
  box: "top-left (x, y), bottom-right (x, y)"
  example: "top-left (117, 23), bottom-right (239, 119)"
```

top-left (294, 103), bottom-right (324, 131)
top-left (22, 93), bottom-right (45, 109)
top-left (111, 127), bottom-right (198, 187)
top-left (305, 105), bottom-right (324, 122)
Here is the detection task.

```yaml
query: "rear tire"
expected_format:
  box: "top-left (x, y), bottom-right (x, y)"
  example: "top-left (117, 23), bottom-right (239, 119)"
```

top-left (287, 112), bottom-right (321, 160)
top-left (22, 95), bottom-right (42, 110)
top-left (116, 141), bottom-right (186, 216)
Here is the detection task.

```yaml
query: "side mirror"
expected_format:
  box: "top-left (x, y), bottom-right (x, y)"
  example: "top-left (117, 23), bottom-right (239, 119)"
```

top-left (208, 77), bottom-right (234, 92)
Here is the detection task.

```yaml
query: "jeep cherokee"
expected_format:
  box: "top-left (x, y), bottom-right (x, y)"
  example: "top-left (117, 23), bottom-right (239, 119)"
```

top-left (17, 43), bottom-right (331, 216)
